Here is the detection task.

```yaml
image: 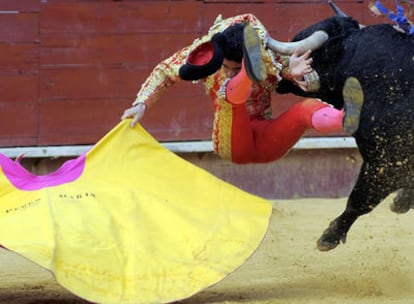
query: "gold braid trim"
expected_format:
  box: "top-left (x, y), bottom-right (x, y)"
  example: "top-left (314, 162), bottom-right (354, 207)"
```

top-left (279, 55), bottom-right (293, 80)
top-left (212, 79), bottom-right (233, 161)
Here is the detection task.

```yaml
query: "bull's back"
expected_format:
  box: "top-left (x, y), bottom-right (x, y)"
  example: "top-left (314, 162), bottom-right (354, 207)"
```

top-left (340, 25), bottom-right (414, 163)
top-left (351, 26), bottom-right (414, 113)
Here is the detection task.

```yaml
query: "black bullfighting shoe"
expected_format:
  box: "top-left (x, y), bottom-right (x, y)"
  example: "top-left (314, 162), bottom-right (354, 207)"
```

top-left (243, 25), bottom-right (266, 83)
top-left (342, 76), bottom-right (364, 134)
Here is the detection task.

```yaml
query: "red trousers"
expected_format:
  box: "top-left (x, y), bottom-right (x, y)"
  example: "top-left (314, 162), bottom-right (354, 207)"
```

top-left (230, 98), bottom-right (327, 164)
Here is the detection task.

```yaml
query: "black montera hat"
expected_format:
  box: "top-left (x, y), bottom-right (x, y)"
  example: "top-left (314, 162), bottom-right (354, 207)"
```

top-left (179, 33), bottom-right (225, 81)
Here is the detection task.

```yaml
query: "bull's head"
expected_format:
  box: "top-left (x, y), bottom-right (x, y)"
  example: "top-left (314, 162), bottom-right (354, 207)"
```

top-left (265, 0), bottom-right (354, 55)
top-left (269, 0), bottom-right (362, 108)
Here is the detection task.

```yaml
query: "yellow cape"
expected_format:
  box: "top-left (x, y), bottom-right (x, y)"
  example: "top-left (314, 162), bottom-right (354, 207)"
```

top-left (0, 120), bottom-right (271, 304)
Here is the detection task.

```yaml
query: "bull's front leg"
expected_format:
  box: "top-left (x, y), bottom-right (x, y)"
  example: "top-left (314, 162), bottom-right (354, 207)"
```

top-left (317, 208), bottom-right (358, 251)
top-left (317, 161), bottom-right (392, 251)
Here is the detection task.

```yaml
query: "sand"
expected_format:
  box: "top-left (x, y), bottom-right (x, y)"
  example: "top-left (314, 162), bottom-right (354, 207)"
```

top-left (1, 195), bottom-right (413, 304)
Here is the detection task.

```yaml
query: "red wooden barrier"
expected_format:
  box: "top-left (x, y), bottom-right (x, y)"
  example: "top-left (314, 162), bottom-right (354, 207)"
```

top-left (0, 0), bottom-right (405, 146)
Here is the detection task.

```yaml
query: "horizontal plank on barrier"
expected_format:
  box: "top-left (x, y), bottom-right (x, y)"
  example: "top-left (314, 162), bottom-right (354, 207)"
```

top-left (0, 137), bottom-right (357, 158)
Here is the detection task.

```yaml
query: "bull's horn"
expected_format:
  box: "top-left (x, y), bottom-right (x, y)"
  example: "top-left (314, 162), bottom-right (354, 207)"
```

top-left (328, 0), bottom-right (348, 17)
top-left (329, 0), bottom-right (365, 28)
top-left (265, 30), bottom-right (329, 55)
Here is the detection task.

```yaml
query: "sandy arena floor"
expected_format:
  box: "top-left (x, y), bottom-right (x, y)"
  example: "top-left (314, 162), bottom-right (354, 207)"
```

top-left (0, 196), bottom-right (413, 304)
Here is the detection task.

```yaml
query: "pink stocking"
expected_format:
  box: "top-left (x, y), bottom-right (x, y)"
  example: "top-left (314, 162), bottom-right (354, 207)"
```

top-left (311, 107), bottom-right (344, 132)
top-left (226, 61), bottom-right (252, 105)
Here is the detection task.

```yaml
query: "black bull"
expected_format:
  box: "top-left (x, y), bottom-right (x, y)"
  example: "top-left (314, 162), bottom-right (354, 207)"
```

top-left (276, 16), bottom-right (414, 251)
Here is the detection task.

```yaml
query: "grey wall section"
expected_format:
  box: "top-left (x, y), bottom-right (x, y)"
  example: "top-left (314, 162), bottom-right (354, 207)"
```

top-left (19, 148), bottom-right (362, 199)
top-left (180, 149), bottom-right (362, 199)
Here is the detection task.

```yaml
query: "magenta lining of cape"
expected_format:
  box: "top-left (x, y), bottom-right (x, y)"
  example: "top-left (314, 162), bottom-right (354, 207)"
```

top-left (0, 154), bottom-right (86, 191)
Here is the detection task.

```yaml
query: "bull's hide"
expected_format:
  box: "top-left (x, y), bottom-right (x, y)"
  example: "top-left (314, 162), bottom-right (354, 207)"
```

top-left (276, 14), bottom-right (414, 251)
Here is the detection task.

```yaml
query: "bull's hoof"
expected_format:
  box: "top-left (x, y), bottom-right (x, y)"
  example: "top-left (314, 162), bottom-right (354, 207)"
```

top-left (316, 222), bottom-right (347, 251)
top-left (342, 77), bottom-right (364, 134)
top-left (317, 236), bottom-right (340, 252)
top-left (390, 189), bottom-right (414, 214)
top-left (390, 201), bottom-right (411, 214)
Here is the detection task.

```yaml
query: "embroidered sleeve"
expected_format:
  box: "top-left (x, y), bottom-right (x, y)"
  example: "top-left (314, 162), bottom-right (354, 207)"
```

top-left (133, 31), bottom-right (217, 108)
top-left (133, 47), bottom-right (189, 108)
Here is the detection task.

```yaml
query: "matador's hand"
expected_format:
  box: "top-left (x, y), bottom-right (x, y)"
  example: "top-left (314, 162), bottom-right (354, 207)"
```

top-left (121, 103), bottom-right (146, 127)
top-left (289, 49), bottom-right (313, 79)
top-left (289, 49), bottom-right (314, 92)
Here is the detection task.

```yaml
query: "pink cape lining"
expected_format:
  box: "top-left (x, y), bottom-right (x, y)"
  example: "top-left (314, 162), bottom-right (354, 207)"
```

top-left (0, 154), bottom-right (86, 191)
